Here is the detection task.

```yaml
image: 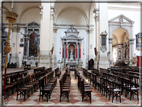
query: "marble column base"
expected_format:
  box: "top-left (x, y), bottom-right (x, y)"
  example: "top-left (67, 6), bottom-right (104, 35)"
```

top-left (99, 51), bottom-right (109, 69)
top-left (11, 55), bottom-right (19, 68)
top-left (39, 50), bottom-right (51, 68)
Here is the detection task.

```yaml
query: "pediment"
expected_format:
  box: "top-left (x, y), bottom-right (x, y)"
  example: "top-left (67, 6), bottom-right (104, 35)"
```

top-left (108, 14), bottom-right (134, 24)
top-left (67, 35), bottom-right (78, 39)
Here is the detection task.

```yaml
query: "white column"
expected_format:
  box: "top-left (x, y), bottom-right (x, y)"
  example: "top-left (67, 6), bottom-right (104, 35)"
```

top-left (98, 3), bottom-right (109, 69)
top-left (11, 26), bottom-right (20, 67)
top-left (93, 7), bottom-right (99, 51)
top-left (109, 38), bottom-right (113, 65)
top-left (39, 3), bottom-right (51, 68)
top-left (129, 39), bottom-right (134, 65)
top-left (53, 29), bottom-right (58, 68)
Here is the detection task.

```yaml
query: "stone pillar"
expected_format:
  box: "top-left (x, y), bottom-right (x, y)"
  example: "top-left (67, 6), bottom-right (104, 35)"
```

top-left (79, 43), bottom-right (81, 59)
top-left (129, 39), bottom-right (134, 65)
top-left (39, 3), bottom-right (51, 68)
top-left (53, 29), bottom-right (58, 68)
top-left (98, 3), bottom-right (109, 69)
top-left (23, 34), bottom-right (29, 58)
top-left (62, 43), bottom-right (64, 58)
top-left (94, 8), bottom-right (99, 51)
top-left (76, 44), bottom-right (78, 60)
top-left (11, 26), bottom-right (20, 68)
top-left (117, 44), bottom-right (123, 62)
top-left (109, 38), bottom-right (113, 65)
top-left (77, 43), bottom-right (79, 64)
top-left (50, 6), bottom-right (55, 50)
top-left (66, 43), bottom-right (68, 62)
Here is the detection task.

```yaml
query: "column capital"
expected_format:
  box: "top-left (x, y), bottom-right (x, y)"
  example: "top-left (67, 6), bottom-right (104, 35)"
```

top-left (109, 38), bottom-right (113, 44)
top-left (86, 30), bottom-right (90, 34)
top-left (93, 8), bottom-right (99, 13)
top-left (39, 6), bottom-right (43, 19)
top-left (129, 38), bottom-right (135, 44)
top-left (12, 25), bottom-right (20, 32)
top-left (93, 8), bottom-right (99, 22)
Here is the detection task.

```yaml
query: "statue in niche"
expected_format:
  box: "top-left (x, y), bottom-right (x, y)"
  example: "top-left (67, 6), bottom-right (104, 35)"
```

top-left (70, 50), bottom-right (74, 60)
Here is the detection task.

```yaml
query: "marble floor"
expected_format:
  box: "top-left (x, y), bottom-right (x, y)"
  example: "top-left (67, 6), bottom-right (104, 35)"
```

top-left (3, 70), bottom-right (140, 107)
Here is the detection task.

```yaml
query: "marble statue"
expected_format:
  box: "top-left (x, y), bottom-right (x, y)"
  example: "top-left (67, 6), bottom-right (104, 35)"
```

top-left (70, 50), bottom-right (74, 60)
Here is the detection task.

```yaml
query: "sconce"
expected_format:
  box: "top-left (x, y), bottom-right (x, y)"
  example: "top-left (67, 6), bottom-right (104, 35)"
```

top-left (136, 33), bottom-right (142, 51)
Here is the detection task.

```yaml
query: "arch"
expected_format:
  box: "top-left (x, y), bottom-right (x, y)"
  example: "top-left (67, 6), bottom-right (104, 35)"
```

top-left (89, 3), bottom-right (96, 24)
top-left (112, 28), bottom-right (129, 44)
top-left (19, 6), bottom-right (40, 23)
top-left (56, 7), bottom-right (88, 25)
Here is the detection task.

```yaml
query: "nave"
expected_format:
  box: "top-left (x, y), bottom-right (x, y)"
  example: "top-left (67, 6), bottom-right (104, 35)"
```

top-left (3, 67), bottom-right (139, 107)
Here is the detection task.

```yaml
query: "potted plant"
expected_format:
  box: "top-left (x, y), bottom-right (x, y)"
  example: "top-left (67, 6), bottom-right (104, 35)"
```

top-left (22, 61), bottom-right (25, 67)
top-left (35, 62), bottom-right (38, 67)
top-left (76, 64), bottom-right (78, 68)
top-left (66, 63), bottom-right (68, 67)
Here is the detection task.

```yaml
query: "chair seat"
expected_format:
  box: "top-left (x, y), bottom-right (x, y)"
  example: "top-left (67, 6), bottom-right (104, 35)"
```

top-left (62, 89), bottom-right (70, 91)
top-left (25, 85), bottom-right (34, 88)
top-left (11, 82), bottom-right (17, 85)
top-left (3, 85), bottom-right (13, 89)
top-left (20, 87), bottom-right (29, 90)
top-left (114, 89), bottom-right (121, 92)
top-left (131, 87), bottom-right (139, 90)
top-left (85, 87), bottom-right (92, 89)
top-left (43, 88), bottom-right (50, 91)
top-left (84, 89), bottom-right (92, 92)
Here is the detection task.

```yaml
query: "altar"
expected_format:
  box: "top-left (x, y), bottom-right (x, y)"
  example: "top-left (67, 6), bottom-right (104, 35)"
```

top-left (61, 26), bottom-right (84, 67)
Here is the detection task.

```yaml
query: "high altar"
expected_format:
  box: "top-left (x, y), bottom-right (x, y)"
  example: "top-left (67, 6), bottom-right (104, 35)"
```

top-left (61, 26), bottom-right (83, 68)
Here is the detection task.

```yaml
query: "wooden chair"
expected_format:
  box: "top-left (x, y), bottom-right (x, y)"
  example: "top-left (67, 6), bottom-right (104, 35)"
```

top-left (81, 79), bottom-right (92, 103)
top-left (16, 77), bottom-right (30, 101)
top-left (125, 78), bottom-right (139, 100)
top-left (39, 76), bottom-right (51, 102)
top-left (59, 73), bottom-right (71, 102)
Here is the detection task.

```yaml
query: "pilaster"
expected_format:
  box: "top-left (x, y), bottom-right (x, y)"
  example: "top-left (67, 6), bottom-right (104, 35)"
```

top-left (11, 25), bottom-right (20, 67)
top-left (39, 3), bottom-right (51, 68)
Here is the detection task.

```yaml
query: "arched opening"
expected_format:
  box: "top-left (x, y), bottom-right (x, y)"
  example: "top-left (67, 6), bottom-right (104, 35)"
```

top-left (112, 28), bottom-right (129, 65)
top-left (69, 44), bottom-right (75, 60)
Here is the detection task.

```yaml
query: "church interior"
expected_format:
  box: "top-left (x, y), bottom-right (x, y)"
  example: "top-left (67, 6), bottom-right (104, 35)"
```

top-left (0, 1), bottom-right (141, 106)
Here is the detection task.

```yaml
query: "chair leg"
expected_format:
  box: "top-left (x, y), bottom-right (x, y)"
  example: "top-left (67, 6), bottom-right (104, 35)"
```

top-left (120, 93), bottom-right (121, 103)
top-left (130, 92), bottom-right (132, 100)
top-left (89, 92), bottom-right (91, 103)
top-left (46, 93), bottom-right (49, 102)
top-left (16, 92), bottom-right (18, 100)
top-left (137, 91), bottom-right (139, 101)
top-left (112, 94), bottom-right (114, 103)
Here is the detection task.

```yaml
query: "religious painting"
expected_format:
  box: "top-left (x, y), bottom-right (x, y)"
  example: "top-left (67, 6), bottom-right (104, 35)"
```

top-left (29, 32), bottom-right (40, 57)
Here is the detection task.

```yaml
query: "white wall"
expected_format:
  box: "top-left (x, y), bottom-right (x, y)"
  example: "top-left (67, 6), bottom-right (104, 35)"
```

top-left (20, 8), bottom-right (41, 24)
top-left (108, 6), bottom-right (141, 56)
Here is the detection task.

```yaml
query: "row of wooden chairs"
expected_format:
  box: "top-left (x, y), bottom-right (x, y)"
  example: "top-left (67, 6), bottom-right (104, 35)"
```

top-left (75, 68), bottom-right (92, 103)
top-left (55, 67), bottom-right (61, 78)
top-left (16, 75), bottom-right (38, 101)
top-left (2, 70), bottom-right (28, 98)
top-left (59, 69), bottom-right (71, 102)
top-left (86, 68), bottom-right (139, 102)
top-left (39, 71), bottom-right (57, 102)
